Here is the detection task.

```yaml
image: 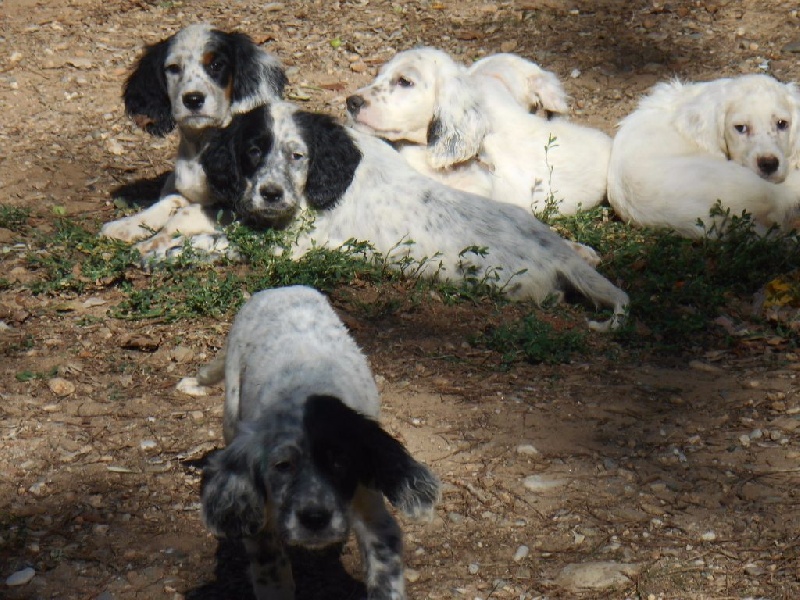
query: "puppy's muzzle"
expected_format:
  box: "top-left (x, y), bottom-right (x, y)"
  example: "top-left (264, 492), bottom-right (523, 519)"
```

top-left (183, 91), bottom-right (206, 111)
top-left (259, 183), bottom-right (285, 205)
top-left (757, 155), bottom-right (779, 178)
top-left (346, 94), bottom-right (367, 117)
top-left (297, 506), bottom-right (333, 532)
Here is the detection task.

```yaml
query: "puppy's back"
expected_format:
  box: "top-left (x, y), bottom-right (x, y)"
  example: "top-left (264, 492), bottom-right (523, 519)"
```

top-left (223, 286), bottom-right (380, 439)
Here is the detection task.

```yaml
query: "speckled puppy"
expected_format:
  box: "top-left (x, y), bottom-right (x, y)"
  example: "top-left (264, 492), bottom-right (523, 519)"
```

top-left (200, 285), bottom-right (440, 600)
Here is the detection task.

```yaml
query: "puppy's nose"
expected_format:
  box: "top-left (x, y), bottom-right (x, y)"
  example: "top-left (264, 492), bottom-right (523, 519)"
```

top-left (259, 184), bottom-right (284, 204)
top-left (346, 94), bottom-right (366, 115)
top-left (297, 507), bottom-right (332, 532)
top-left (757, 155), bottom-right (780, 176)
top-left (182, 92), bottom-right (206, 111)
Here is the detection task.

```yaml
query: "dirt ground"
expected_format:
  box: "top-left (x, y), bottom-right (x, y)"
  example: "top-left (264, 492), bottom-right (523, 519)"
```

top-left (2, 1), bottom-right (800, 599)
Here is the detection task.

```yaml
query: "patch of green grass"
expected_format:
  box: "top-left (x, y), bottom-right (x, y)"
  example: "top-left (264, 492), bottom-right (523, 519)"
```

top-left (550, 204), bottom-right (800, 343)
top-left (26, 218), bottom-right (139, 295)
top-left (476, 312), bottom-right (588, 366)
top-left (0, 205), bottom-right (31, 232)
top-left (15, 367), bottom-right (57, 382)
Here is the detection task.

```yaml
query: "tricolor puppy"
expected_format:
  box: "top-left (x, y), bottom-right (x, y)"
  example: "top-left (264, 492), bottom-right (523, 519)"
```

top-left (346, 47), bottom-right (611, 216)
top-left (101, 23), bottom-right (286, 257)
top-left (608, 74), bottom-right (800, 237)
top-left (198, 102), bottom-right (628, 330)
top-left (200, 285), bottom-right (440, 600)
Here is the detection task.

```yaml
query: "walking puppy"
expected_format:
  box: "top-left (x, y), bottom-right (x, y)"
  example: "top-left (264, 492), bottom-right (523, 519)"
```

top-left (101, 23), bottom-right (286, 256)
top-left (201, 285), bottom-right (440, 600)
top-left (197, 102), bottom-right (628, 330)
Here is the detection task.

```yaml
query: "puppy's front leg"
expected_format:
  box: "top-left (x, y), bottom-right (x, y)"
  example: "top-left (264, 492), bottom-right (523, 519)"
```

top-left (100, 194), bottom-right (190, 242)
top-left (243, 532), bottom-right (295, 600)
top-left (352, 487), bottom-right (406, 600)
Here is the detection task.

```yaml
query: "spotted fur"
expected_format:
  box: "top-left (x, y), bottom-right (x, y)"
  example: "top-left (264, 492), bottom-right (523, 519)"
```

top-left (200, 286), bottom-right (440, 600)
top-left (100, 23), bottom-right (286, 257)
top-left (197, 102), bottom-right (628, 330)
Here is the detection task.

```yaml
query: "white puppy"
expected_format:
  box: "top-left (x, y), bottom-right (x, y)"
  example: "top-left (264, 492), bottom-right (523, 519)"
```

top-left (607, 74), bottom-right (800, 237)
top-left (346, 47), bottom-right (611, 216)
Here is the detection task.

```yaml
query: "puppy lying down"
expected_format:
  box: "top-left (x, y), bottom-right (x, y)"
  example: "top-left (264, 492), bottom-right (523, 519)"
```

top-left (199, 285), bottom-right (440, 600)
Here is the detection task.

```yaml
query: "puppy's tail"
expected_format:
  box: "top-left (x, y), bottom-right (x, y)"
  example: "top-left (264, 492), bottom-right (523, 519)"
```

top-left (559, 257), bottom-right (629, 332)
top-left (197, 349), bottom-right (227, 386)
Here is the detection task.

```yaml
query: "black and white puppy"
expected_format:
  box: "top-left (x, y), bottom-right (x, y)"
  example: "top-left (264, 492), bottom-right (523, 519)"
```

top-left (198, 102), bottom-right (629, 330)
top-left (201, 285), bottom-right (440, 600)
top-left (101, 23), bottom-right (286, 257)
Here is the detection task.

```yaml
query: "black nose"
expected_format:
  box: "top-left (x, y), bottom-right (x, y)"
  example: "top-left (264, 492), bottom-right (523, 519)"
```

top-left (346, 94), bottom-right (366, 115)
top-left (757, 155), bottom-right (780, 176)
top-left (182, 92), bottom-right (205, 111)
top-left (259, 184), bottom-right (284, 204)
top-left (297, 507), bottom-right (332, 532)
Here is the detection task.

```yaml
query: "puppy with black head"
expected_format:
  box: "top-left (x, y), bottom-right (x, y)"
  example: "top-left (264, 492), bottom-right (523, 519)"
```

top-left (201, 285), bottom-right (440, 600)
top-left (198, 101), bottom-right (628, 331)
top-left (101, 23), bottom-right (287, 259)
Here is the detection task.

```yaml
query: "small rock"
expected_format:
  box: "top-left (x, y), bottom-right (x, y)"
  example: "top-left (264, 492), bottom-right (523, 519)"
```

top-left (140, 440), bottom-right (157, 450)
top-left (688, 360), bottom-right (722, 373)
top-left (783, 40), bottom-right (800, 53)
top-left (28, 481), bottom-right (47, 496)
top-left (48, 377), bottom-right (75, 397)
top-left (555, 562), bottom-right (641, 591)
top-left (513, 545), bottom-right (529, 561)
top-left (468, 563), bottom-right (479, 575)
top-left (6, 567), bottom-right (35, 586)
top-left (405, 568), bottom-right (420, 583)
top-left (522, 474), bottom-right (567, 492)
top-left (515, 444), bottom-right (539, 456)
top-left (700, 531), bottom-right (716, 541)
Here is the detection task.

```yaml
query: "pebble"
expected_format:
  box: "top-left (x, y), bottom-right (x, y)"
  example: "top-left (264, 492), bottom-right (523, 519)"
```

top-left (405, 568), bottom-right (420, 583)
top-left (6, 567), bottom-right (35, 586)
top-left (468, 563), bottom-right (480, 575)
top-left (513, 545), bottom-right (529, 561)
top-left (515, 444), bottom-right (539, 456)
top-left (140, 440), bottom-right (157, 450)
top-left (700, 531), bottom-right (716, 541)
top-left (47, 377), bottom-right (75, 397)
top-left (522, 474), bottom-right (567, 492)
top-left (555, 562), bottom-right (642, 591)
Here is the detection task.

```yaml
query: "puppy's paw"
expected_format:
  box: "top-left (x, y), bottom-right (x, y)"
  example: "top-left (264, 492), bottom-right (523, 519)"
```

top-left (176, 377), bottom-right (208, 397)
top-left (100, 215), bottom-right (153, 242)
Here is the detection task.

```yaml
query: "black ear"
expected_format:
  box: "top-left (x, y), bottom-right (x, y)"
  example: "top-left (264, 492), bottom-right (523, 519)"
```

top-left (304, 395), bottom-right (440, 519)
top-left (221, 31), bottom-right (287, 106)
top-left (123, 38), bottom-right (175, 136)
top-left (201, 433), bottom-right (266, 538)
top-left (293, 112), bottom-right (362, 210)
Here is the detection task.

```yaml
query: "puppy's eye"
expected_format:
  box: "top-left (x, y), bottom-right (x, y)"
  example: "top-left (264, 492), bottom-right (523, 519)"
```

top-left (208, 57), bottom-right (226, 74)
top-left (165, 64), bottom-right (181, 76)
top-left (776, 119), bottom-right (789, 131)
top-left (395, 76), bottom-right (414, 88)
top-left (246, 145), bottom-right (262, 165)
top-left (290, 151), bottom-right (305, 161)
top-left (733, 124), bottom-right (749, 134)
top-left (273, 459), bottom-right (294, 474)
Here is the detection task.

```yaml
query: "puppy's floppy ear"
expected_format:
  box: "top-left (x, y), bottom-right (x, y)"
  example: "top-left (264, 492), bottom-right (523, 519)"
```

top-left (427, 63), bottom-right (487, 169)
top-left (526, 67), bottom-right (569, 116)
top-left (201, 429), bottom-right (267, 538)
top-left (304, 395), bottom-right (441, 519)
top-left (123, 38), bottom-right (175, 136)
top-left (293, 111), bottom-right (362, 210)
top-left (671, 79), bottom-right (728, 158)
top-left (786, 82), bottom-right (800, 169)
top-left (223, 31), bottom-right (288, 112)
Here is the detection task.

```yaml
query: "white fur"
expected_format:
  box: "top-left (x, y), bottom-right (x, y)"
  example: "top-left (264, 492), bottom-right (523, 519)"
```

top-left (347, 47), bottom-right (611, 215)
top-left (607, 74), bottom-right (800, 237)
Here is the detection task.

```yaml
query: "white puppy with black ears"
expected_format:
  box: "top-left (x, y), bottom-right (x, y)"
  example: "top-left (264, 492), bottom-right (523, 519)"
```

top-left (201, 285), bottom-right (440, 600)
top-left (607, 74), bottom-right (800, 237)
top-left (101, 23), bottom-right (286, 256)
top-left (196, 102), bottom-right (629, 331)
top-left (346, 47), bottom-right (611, 215)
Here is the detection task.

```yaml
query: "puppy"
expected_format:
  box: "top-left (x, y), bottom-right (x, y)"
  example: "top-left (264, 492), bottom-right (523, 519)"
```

top-left (196, 102), bottom-right (628, 330)
top-left (346, 47), bottom-right (611, 215)
top-left (201, 285), bottom-right (440, 600)
top-left (607, 74), bottom-right (800, 237)
top-left (101, 23), bottom-right (286, 257)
